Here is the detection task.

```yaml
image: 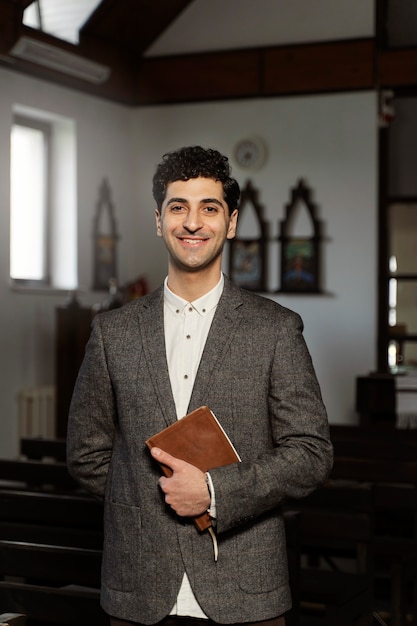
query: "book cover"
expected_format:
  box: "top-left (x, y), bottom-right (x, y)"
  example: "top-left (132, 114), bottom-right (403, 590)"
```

top-left (146, 405), bottom-right (240, 531)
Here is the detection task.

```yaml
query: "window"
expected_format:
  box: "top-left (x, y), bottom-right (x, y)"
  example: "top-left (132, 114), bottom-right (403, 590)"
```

top-left (10, 116), bottom-right (50, 284)
top-left (10, 107), bottom-right (77, 290)
top-left (23, 0), bottom-right (102, 45)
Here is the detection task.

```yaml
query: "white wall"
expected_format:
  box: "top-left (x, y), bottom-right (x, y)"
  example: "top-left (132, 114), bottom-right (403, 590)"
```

top-left (0, 67), bottom-right (137, 458)
top-left (0, 64), bottom-right (378, 458)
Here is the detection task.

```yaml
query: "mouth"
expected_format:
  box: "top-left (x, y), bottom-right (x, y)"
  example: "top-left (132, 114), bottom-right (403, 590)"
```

top-left (178, 237), bottom-right (208, 246)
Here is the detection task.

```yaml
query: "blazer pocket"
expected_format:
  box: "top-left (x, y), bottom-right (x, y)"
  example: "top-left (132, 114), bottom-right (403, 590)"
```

top-left (102, 501), bottom-right (140, 592)
top-left (236, 518), bottom-right (287, 594)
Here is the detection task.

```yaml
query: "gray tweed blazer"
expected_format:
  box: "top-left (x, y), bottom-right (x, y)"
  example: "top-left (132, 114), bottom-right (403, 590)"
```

top-left (67, 276), bottom-right (333, 624)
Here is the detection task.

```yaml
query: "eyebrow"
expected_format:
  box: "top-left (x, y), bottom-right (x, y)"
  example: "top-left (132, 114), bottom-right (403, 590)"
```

top-left (166, 197), bottom-right (225, 208)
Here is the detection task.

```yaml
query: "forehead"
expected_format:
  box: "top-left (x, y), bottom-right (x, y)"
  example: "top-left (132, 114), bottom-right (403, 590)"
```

top-left (163, 177), bottom-right (225, 204)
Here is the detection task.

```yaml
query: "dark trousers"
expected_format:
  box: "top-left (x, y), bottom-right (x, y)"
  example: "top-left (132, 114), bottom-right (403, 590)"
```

top-left (110, 615), bottom-right (286, 626)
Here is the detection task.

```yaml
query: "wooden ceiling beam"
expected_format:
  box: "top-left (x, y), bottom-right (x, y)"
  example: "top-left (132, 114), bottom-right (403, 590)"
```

top-left (0, 0), bottom-right (29, 55)
top-left (263, 39), bottom-right (375, 96)
top-left (379, 48), bottom-right (417, 88)
top-left (136, 39), bottom-right (376, 105)
top-left (136, 49), bottom-right (262, 104)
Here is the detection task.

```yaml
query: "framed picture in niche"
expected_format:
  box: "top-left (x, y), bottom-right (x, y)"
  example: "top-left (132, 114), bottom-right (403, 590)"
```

top-left (230, 240), bottom-right (263, 290)
top-left (92, 178), bottom-right (119, 291)
top-left (278, 179), bottom-right (322, 294)
top-left (229, 180), bottom-right (267, 292)
top-left (281, 238), bottom-right (317, 291)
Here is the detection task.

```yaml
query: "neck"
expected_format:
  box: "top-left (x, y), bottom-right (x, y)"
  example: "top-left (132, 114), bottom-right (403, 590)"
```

top-left (167, 267), bottom-right (222, 301)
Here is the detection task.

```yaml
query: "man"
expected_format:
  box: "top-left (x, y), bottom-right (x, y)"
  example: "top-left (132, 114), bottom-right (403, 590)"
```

top-left (67, 146), bottom-right (333, 626)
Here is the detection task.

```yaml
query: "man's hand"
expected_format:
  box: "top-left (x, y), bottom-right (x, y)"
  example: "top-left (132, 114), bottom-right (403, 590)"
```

top-left (151, 447), bottom-right (210, 517)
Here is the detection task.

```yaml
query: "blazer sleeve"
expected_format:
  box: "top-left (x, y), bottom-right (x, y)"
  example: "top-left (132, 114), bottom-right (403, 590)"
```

top-left (208, 307), bottom-right (333, 534)
top-left (66, 315), bottom-right (116, 499)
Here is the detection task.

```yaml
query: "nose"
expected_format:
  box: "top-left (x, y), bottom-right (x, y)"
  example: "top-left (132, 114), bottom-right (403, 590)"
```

top-left (183, 208), bottom-right (203, 232)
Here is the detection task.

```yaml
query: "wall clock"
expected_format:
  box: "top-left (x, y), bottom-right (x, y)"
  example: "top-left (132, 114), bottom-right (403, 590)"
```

top-left (234, 137), bottom-right (267, 170)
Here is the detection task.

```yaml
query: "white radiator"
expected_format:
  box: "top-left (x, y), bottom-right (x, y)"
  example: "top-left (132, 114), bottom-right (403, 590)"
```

top-left (18, 385), bottom-right (56, 438)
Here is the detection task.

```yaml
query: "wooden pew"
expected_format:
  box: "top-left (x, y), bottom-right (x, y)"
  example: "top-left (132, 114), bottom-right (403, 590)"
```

top-left (0, 540), bottom-right (101, 587)
top-left (330, 424), bottom-right (417, 464)
top-left (20, 437), bottom-right (66, 462)
top-left (0, 443), bottom-right (106, 625)
top-left (0, 489), bottom-right (103, 549)
top-left (0, 488), bottom-right (106, 625)
top-left (329, 425), bottom-right (417, 542)
top-left (0, 583), bottom-right (107, 626)
top-left (0, 459), bottom-right (78, 492)
top-left (287, 481), bottom-right (374, 625)
top-left (329, 426), bottom-right (417, 546)
top-left (0, 489), bottom-right (103, 529)
top-left (329, 425), bottom-right (417, 626)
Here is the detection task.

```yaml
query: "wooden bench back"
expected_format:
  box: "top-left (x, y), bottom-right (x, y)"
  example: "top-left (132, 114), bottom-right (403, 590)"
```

top-left (330, 425), bottom-right (417, 485)
top-left (0, 540), bottom-right (101, 588)
top-left (0, 459), bottom-right (78, 492)
top-left (20, 437), bottom-right (66, 462)
top-left (0, 489), bottom-right (103, 549)
top-left (0, 488), bottom-right (106, 626)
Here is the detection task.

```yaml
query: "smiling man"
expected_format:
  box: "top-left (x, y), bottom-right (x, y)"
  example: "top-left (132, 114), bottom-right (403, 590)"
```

top-left (155, 176), bottom-right (237, 298)
top-left (67, 146), bottom-right (333, 626)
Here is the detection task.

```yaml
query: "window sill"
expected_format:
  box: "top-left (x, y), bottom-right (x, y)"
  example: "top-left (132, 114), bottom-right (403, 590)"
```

top-left (10, 281), bottom-right (77, 296)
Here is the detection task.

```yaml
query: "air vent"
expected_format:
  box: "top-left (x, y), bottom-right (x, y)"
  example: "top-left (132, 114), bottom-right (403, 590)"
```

top-left (10, 36), bottom-right (110, 84)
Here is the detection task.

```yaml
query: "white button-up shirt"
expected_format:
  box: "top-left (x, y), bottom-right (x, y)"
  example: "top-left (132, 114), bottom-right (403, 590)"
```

top-left (164, 274), bottom-right (224, 618)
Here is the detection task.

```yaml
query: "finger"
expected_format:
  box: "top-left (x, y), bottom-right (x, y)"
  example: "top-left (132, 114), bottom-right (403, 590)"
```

top-left (150, 446), bottom-right (183, 471)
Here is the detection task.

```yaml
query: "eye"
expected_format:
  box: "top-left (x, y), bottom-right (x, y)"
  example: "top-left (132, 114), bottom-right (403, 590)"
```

top-left (204, 205), bottom-right (219, 213)
top-left (170, 204), bottom-right (185, 212)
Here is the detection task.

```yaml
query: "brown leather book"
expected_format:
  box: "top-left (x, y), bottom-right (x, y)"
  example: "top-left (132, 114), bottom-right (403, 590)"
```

top-left (146, 406), bottom-right (240, 532)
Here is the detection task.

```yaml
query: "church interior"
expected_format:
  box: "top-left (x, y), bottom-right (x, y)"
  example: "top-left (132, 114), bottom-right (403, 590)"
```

top-left (0, 0), bottom-right (417, 624)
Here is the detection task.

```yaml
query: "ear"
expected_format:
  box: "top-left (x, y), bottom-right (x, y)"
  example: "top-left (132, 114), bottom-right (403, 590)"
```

top-left (155, 208), bottom-right (162, 237)
top-left (226, 209), bottom-right (238, 240)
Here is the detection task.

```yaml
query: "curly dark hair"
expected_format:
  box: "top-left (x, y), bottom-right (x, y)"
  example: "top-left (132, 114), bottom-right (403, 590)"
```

top-left (152, 146), bottom-right (240, 214)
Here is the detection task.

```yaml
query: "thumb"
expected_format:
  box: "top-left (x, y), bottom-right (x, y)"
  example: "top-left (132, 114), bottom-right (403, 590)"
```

top-left (150, 446), bottom-right (182, 472)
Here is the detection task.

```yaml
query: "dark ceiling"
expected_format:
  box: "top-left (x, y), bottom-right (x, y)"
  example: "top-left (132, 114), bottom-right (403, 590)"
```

top-left (1, 0), bottom-right (417, 106)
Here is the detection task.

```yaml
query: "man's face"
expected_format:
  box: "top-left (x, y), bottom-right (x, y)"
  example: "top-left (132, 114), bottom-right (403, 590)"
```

top-left (155, 177), bottom-right (238, 274)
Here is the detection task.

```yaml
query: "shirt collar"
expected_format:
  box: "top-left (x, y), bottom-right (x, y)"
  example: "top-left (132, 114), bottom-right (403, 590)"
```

top-left (164, 274), bottom-right (224, 316)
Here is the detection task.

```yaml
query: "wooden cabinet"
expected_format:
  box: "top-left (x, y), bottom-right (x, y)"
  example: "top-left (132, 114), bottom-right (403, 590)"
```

top-left (55, 295), bottom-right (93, 438)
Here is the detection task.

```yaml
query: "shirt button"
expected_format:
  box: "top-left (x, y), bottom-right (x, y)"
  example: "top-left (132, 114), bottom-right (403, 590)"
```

top-left (202, 309), bottom-right (206, 313)
top-left (176, 309), bottom-right (180, 314)
top-left (186, 335), bottom-right (191, 339)
top-left (184, 374), bottom-right (189, 379)
top-left (188, 307), bottom-right (193, 312)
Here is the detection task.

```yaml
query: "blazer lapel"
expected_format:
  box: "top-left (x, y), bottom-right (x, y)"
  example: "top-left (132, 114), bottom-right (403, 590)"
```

top-left (137, 286), bottom-right (177, 427)
top-left (189, 277), bottom-right (244, 410)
